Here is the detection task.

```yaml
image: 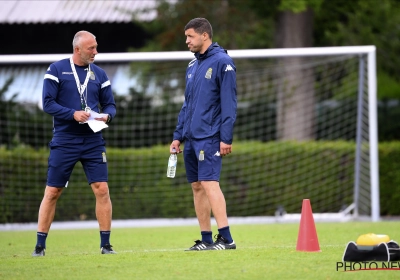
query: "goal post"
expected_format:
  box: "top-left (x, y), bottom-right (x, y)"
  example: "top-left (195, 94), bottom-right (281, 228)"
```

top-left (0, 46), bottom-right (379, 223)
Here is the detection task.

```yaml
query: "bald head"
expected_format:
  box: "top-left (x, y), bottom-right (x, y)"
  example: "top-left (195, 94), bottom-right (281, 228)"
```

top-left (72, 31), bottom-right (96, 50)
top-left (71, 30), bottom-right (98, 66)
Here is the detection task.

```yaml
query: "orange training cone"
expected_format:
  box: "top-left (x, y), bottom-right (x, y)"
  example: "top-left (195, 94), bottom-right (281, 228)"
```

top-left (296, 199), bottom-right (321, 252)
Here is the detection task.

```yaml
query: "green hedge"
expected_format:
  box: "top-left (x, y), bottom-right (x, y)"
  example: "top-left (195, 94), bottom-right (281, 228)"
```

top-left (377, 142), bottom-right (400, 215)
top-left (0, 141), bottom-right (398, 223)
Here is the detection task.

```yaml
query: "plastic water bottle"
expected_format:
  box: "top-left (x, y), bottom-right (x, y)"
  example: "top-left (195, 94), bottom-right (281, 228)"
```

top-left (167, 150), bottom-right (177, 178)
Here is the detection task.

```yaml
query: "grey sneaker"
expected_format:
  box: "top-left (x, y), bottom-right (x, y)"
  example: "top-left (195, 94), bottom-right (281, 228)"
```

top-left (185, 240), bottom-right (213, 251)
top-left (32, 245), bottom-right (45, 257)
top-left (207, 234), bottom-right (236, 250)
top-left (101, 244), bottom-right (116, 254)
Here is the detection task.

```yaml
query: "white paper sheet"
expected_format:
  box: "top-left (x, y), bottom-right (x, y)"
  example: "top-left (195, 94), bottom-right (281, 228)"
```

top-left (84, 111), bottom-right (109, 132)
top-left (87, 120), bottom-right (108, 133)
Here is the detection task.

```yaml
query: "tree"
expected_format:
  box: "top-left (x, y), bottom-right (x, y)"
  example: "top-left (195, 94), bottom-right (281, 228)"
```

top-left (0, 78), bottom-right (19, 147)
top-left (137, 0), bottom-right (324, 141)
top-left (275, 6), bottom-right (316, 140)
top-left (133, 0), bottom-right (400, 143)
top-left (314, 0), bottom-right (400, 99)
top-left (128, 0), bottom-right (276, 144)
top-left (247, 0), bottom-right (323, 140)
top-left (135, 0), bottom-right (273, 52)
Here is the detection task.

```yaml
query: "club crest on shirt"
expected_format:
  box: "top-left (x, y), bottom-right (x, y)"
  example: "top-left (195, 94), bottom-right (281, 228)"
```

top-left (89, 71), bottom-right (96, 80)
top-left (205, 68), bottom-right (212, 79)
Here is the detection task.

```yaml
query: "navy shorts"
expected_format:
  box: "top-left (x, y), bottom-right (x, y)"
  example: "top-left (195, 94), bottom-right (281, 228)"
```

top-left (46, 136), bottom-right (108, 187)
top-left (183, 137), bottom-right (222, 183)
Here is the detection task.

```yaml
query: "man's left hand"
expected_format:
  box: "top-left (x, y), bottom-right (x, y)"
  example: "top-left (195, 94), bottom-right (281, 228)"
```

top-left (95, 114), bottom-right (109, 123)
top-left (220, 142), bottom-right (232, 156)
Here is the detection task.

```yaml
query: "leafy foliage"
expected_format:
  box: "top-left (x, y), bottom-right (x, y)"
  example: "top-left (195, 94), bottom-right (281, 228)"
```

top-left (3, 141), bottom-right (396, 223)
top-left (0, 78), bottom-right (18, 148)
top-left (278, 0), bottom-right (323, 13)
top-left (315, 0), bottom-right (400, 85)
top-left (134, 0), bottom-right (274, 51)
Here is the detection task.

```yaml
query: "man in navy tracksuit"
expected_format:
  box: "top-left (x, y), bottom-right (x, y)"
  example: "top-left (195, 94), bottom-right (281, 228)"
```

top-left (170, 18), bottom-right (237, 250)
top-left (32, 31), bottom-right (117, 256)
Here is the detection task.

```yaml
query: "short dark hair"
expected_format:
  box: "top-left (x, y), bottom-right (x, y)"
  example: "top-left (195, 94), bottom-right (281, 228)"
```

top-left (184, 18), bottom-right (213, 39)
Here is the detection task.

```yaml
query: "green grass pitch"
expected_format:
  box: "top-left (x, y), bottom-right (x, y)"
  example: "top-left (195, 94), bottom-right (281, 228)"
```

top-left (1, 222), bottom-right (400, 279)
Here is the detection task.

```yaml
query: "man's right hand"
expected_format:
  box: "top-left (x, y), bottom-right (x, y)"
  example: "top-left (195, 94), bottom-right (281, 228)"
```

top-left (73, 111), bottom-right (90, 123)
top-left (170, 140), bottom-right (182, 154)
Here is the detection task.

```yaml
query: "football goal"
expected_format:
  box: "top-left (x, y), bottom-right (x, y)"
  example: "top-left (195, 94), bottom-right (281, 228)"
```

top-left (0, 46), bottom-right (379, 224)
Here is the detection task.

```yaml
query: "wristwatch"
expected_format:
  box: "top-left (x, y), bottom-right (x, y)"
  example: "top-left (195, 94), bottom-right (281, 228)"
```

top-left (106, 114), bottom-right (111, 123)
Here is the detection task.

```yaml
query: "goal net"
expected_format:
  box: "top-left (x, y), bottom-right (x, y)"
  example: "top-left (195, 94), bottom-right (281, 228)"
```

top-left (0, 46), bottom-right (379, 224)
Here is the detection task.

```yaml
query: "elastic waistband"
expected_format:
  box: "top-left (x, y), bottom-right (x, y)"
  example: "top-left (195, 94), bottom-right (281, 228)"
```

top-left (185, 133), bottom-right (220, 142)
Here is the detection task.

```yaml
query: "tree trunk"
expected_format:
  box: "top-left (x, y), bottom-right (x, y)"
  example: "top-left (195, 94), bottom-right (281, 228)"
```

top-left (275, 8), bottom-right (315, 141)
